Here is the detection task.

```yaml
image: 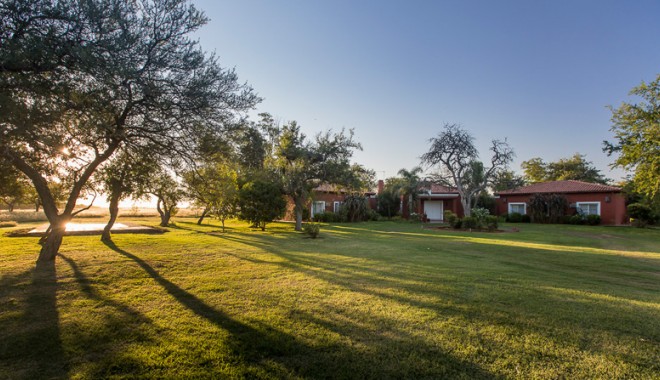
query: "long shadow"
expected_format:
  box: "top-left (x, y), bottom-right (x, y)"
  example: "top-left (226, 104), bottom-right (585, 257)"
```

top-left (0, 260), bottom-right (69, 379)
top-left (102, 240), bottom-right (305, 376)
top-left (103, 240), bottom-right (495, 378)
top-left (209, 228), bottom-right (660, 375)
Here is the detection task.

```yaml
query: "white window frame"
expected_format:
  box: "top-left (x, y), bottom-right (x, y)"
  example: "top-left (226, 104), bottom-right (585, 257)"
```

top-left (311, 201), bottom-right (326, 217)
top-left (333, 201), bottom-right (341, 213)
top-left (508, 202), bottom-right (527, 215)
top-left (576, 202), bottom-right (600, 216)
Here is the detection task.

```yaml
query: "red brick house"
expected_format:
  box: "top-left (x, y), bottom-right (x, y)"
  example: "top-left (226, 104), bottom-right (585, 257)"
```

top-left (405, 184), bottom-right (465, 221)
top-left (284, 183), bottom-right (377, 220)
top-left (494, 180), bottom-right (627, 225)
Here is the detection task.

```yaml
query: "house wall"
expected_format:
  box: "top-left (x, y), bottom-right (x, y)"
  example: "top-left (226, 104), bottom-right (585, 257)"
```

top-left (283, 192), bottom-right (375, 221)
top-left (416, 198), bottom-right (464, 220)
top-left (495, 192), bottom-right (627, 225)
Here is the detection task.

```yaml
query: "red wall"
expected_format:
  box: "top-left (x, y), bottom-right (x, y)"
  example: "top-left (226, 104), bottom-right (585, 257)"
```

top-left (284, 192), bottom-right (376, 221)
top-left (495, 192), bottom-right (627, 225)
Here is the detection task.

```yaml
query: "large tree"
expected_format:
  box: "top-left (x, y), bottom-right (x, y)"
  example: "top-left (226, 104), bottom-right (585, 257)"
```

top-left (0, 0), bottom-right (258, 260)
top-left (604, 74), bottom-right (660, 201)
top-left (421, 123), bottom-right (514, 216)
top-left (521, 154), bottom-right (609, 184)
top-left (273, 121), bottom-right (362, 231)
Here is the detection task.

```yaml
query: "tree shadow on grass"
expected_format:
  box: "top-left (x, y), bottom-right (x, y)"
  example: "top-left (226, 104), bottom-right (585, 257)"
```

top-left (0, 260), bottom-right (68, 379)
top-left (102, 240), bottom-right (495, 378)
top-left (102, 240), bottom-right (307, 377)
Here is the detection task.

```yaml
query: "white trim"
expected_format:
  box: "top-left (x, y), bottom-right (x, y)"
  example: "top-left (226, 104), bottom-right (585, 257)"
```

top-left (508, 202), bottom-right (527, 215)
top-left (333, 201), bottom-right (341, 213)
top-left (418, 194), bottom-right (459, 199)
top-left (311, 201), bottom-right (326, 217)
top-left (576, 201), bottom-right (601, 216)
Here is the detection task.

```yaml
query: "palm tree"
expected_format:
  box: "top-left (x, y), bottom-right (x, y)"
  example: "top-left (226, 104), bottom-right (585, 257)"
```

top-left (396, 167), bottom-right (423, 218)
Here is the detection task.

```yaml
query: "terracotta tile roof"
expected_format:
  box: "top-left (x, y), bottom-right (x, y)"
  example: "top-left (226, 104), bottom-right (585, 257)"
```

top-left (418, 183), bottom-right (459, 194)
top-left (313, 183), bottom-right (376, 195)
top-left (496, 180), bottom-right (621, 195)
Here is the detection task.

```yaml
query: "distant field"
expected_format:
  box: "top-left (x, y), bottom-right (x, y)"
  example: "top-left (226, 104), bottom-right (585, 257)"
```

top-left (1, 218), bottom-right (658, 379)
top-left (0, 207), bottom-right (201, 222)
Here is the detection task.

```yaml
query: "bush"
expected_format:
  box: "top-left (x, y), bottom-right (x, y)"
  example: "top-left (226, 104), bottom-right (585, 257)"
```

top-left (444, 210), bottom-right (458, 226)
top-left (314, 212), bottom-right (338, 223)
top-left (409, 212), bottom-right (423, 223)
top-left (303, 223), bottom-right (320, 238)
top-left (471, 207), bottom-right (490, 229)
top-left (452, 218), bottom-right (462, 229)
top-left (521, 214), bottom-right (531, 223)
top-left (462, 216), bottom-right (478, 229)
top-left (367, 209), bottom-right (381, 221)
top-left (507, 212), bottom-right (522, 223)
top-left (627, 203), bottom-right (654, 227)
top-left (0, 221), bottom-right (18, 228)
top-left (485, 215), bottom-right (499, 231)
top-left (569, 215), bottom-right (584, 225)
top-left (586, 214), bottom-right (601, 226)
top-left (560, 215), bottom-right (573, 224)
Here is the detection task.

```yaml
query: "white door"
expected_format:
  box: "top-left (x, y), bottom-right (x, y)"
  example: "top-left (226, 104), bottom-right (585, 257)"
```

top-left (424, 201), bottom-right (444, 221)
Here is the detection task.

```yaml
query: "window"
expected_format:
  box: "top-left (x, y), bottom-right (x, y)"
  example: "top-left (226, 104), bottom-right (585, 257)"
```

top-left (312, 201), bottom-right (326, 217)
top-left (576, 202), bottom-right (600, 216)
top-left (333, 201), bottom-right (342, 213)
top-left (508, 202), bottom-right (526, 215)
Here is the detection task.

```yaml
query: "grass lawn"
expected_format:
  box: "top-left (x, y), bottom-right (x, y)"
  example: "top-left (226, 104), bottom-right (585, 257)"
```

top-left (1, 218), bottom-right (659, 379)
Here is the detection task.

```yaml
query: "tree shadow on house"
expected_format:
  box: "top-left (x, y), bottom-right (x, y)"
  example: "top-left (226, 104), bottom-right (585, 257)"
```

top-left (0, 260), bottom-right (68, 379)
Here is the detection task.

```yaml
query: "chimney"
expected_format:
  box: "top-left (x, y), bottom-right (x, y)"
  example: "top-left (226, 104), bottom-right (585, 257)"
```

top-left (377, 180), bottom-right (384, 195)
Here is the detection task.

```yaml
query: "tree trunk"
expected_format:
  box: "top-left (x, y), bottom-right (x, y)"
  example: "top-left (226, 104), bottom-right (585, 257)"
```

top-left (221, 218), bottom-right (225, 233)
top-left (156, 198), bottom-right (170, 227)
top-left (461, 196), bottom-right (471, 217)
top-left (197, 206), bottom-right (210, 225)
top-left (409, 194), bottom-right (414, 216)
top-left (294, 196), bottom-right (303, 231)
top-left (7, 202), bottom-right (15, 212)
top-left (38, 218), bottom-right (68, 262)
top-left (102, 191), bottom-right (121, 242)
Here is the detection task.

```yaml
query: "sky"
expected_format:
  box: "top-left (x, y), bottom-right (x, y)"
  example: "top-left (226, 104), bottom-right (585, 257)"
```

top-left (191, 0), bottom-right (660, 182)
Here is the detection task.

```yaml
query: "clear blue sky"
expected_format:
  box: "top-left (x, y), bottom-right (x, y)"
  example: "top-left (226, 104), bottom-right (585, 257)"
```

top-left (192, 0), bottom-right (660, 181)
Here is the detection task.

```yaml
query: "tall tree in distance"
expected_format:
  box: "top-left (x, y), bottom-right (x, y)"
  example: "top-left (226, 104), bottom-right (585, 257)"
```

top-left (521, 154), bottom-right (609, 184)
top-left (394, 167), bottom-right (423, 217)
top-left (604, 74), bottom-right (660, 201)
top-left (99, 148), bottom-right (159, 242)
top-left (0, 0), bottom-right (259, 261)
top-left (421, 123), bottom-right (514, 216)
top-left (273, 121), bottom-right (362, 231)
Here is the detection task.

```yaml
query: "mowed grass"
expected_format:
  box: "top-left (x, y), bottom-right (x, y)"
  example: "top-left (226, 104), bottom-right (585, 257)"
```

top-left (0, 218), bottom-right (659, 379)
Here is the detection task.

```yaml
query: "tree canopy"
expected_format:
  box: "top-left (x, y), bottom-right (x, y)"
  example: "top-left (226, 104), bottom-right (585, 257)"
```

top-left (421, 123), bottom-right (514, 216)
top-left (521, 154), bottom-right (609, 184)
top-left (604, 74), bottom-right (660, 201)
top-left (0, 0), bottom-right (258, 260)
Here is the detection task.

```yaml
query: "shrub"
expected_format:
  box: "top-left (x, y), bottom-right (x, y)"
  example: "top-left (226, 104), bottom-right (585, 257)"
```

top-left (314, 212), bottom-right (338, 223)
top-left (569, 215), bottom-right (584, 225)
top-left (340, 195), bottom-right (369, 222)
top-left (586, 214), bottom-right (601, 226)
top-left (521, 214), bottom-right (531, 223)
top-left (409, 212), bottom-right (424, 223)
top-left (507, 212), bottom-right (522, 223)
top-left (627, 203), bottom-right (653, 227)
top-left (452, 218), bottom-right (462, 229)
top-left (471, 207), bottom-right (490, 229)
top-left (0, 221), bottom-right (18, 228)
top-left (485, 215), bottom-right (499, 231)
top-left (367, 209), bottom-right (381, 221)
top-left (462, 216), bottom-right (478, 229)
top-left (560, 215), bottom-right (573, 224)
top-left (303, 223), bottom-right (320, 238)
top-left (444, 210), bottom-right (458, 226)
